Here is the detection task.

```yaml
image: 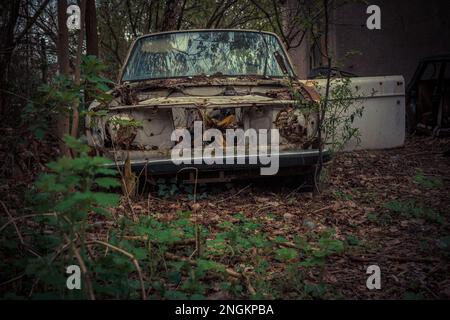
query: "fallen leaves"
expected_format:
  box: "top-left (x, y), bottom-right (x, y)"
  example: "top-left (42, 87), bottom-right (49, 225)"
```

top-left (2, 135), bottom-right (448, 299)
top-left (135, 136), bottom-right (450, 299)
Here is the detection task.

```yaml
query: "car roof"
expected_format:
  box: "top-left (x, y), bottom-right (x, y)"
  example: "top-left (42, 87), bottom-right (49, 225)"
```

top-left (134, 29), bottom-right (281, 40)
top-left (419, 54), bottom-right (450, 63)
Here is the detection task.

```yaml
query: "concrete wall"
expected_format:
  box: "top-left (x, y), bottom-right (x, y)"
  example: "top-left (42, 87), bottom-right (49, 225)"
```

top-left (288, 0), bottom-right (450, 84)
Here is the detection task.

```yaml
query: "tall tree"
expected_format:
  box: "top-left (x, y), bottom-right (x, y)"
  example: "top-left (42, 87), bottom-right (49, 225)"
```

top-left (0, 0), bottom-right (50, 117)
top-left (56, 0), bottom-right (70, 155)
top-left (85, 0), bottom-right (99, 56)
top-left (71, 0), bottom-right (86, 139)
top-left (160, 0), bottom-right (185, 31)
top-left (0, 0), bottom-right (20, 117)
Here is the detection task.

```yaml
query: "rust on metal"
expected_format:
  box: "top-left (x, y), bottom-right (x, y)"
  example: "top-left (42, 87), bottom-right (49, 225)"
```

top-left (86, 30), bottom-right (323, 170)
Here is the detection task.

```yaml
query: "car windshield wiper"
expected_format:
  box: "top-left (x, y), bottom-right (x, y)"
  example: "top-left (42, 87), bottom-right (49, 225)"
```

top-left (274, 50), bottom-right (288, 76)
top-left (259, 31), bottom-right (270, 78)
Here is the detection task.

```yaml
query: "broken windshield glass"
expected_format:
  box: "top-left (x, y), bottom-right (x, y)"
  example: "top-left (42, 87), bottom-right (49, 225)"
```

top-left (121, 31), bottom-right (294, 81)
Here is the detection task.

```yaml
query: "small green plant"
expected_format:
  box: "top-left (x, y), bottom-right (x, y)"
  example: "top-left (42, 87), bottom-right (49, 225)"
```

top-left (22, 55), bottom-right (113, 140)
top-left (296, 229), bottom-right (344, 268)
top-left (333, 190), bottom-right (354, 201)
top-left (156, 178), bottom-right (208, 200)
top-left (108, 117), bottom-right (143, 129)
top-left (17, 136), bottom-right (121, 299)
top-left (383, 200), bottom-right (443, 224)
top-left (35, 136), bottom-right (121, 226)
top-left (412, 169), bottom-right (443, 189)
top-left (366, 212), bottom-right (378, 222)
top-left (274, 248), bottom-right (298, 262)
top-left (289, 77), bottom-right (365, 154)
top-left (291, 77), bottom-right (365, 191)
top-left (403, 291), bottom-right (425, 300)
top-left (321, 77), bottom-right (365, 152)
top-left (346, 235), bottom-right (360, 246)
top-left (437, 236), bottom-right (450, 254)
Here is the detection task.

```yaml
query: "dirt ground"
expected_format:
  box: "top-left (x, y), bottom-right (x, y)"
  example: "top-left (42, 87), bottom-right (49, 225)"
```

top-left (136, 136), bottom-right (450, 299)
top-left (1, 135), bottom-right (449, 299)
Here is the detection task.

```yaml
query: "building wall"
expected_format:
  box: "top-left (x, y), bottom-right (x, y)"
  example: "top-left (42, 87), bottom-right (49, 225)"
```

top-left (288, 0), bottom-right (450, 84)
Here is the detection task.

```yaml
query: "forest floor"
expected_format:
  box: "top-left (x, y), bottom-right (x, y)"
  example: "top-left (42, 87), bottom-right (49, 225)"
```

top-left (1, 135), bottom-right (449, 299)
top-left (131, 135), bottom-right (450, 299)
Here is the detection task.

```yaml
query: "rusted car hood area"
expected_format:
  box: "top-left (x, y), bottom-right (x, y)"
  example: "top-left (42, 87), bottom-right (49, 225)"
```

top-left (109, 94), bottom-right (294, 110)
top-left (86, 76), bottom-right (321, 165)
top-left (106, 76), bottom-right (320, 106)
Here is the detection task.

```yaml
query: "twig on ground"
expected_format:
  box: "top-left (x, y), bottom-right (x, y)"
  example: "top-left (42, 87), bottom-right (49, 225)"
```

top-left (0, 273), bottom-right (25, 287)
top-left (311, 205), bottom-right (334, 214)
top-left (347, 254), bottom-right (439, 263)
top-left (88, 239), bottom-right (147, 300)
top-left (1, 200), bottom-right (24, 244)
top-left (217, 184), bottom-right (252, 204)
top-left (65, 234), bottom-right (96, 300)
top-left (0, 212), bottom-right (57, 233)
top-left (284, 182), bottom-right (306, 199)
top-left (121, 235), bottom-right (195, 247)
top-left (164, 252), bottom-right (241, 279)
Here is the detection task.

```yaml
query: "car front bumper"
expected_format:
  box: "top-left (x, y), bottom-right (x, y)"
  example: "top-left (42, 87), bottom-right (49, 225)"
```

top-left (106, 149), bottom-right (331, 175)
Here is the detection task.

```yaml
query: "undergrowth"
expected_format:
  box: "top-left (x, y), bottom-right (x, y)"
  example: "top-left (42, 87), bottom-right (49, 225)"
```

top-left (0, 138), bottom-right (345, 299)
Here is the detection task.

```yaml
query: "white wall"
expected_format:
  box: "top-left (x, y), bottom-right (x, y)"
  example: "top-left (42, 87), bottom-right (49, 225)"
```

top-left (302, 75), bottom-right (405, 150)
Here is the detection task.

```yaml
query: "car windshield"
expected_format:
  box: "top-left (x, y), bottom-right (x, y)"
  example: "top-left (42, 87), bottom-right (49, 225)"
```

top-left (121, 31), bottom-right (294, 81)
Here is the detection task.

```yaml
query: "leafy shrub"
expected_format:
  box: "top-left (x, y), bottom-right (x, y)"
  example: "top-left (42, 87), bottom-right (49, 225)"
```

top-left (383, 200), bottom-right (443, 224)
top-left (22, 55), bottom-right (113, 140)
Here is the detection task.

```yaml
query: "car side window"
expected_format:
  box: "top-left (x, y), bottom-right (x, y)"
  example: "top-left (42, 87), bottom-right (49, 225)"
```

top-left (421, 62), bottom-right (442, 81)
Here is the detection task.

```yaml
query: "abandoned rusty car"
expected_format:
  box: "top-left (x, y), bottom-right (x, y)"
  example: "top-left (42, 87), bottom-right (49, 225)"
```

top-left (86, 30), bottom-right (329, 183)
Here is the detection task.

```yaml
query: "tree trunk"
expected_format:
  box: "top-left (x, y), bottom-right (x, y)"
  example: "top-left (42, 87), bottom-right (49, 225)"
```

top-left (314, 0), bottom-right (331, 195)
top-left (71, 0), bottom-right (86, 140)
top-left (85, 0), bottom-right (98, 57)
top-left (161, 0), bottom-right (184, 31)
top-left (0, 0), bottom-right (20, 118)
top-left (56, 0), bottom-right (71, 155)
top-left (40, 37), bottom-right (48, 84)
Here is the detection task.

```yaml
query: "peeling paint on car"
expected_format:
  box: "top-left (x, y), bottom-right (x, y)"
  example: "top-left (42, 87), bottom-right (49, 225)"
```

top-left (86, 30), bottom-right (324, 179)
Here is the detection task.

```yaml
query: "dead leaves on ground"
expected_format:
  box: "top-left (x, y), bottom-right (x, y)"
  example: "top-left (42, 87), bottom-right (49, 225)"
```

top-left (127, 136), bottom-right (450, 299)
